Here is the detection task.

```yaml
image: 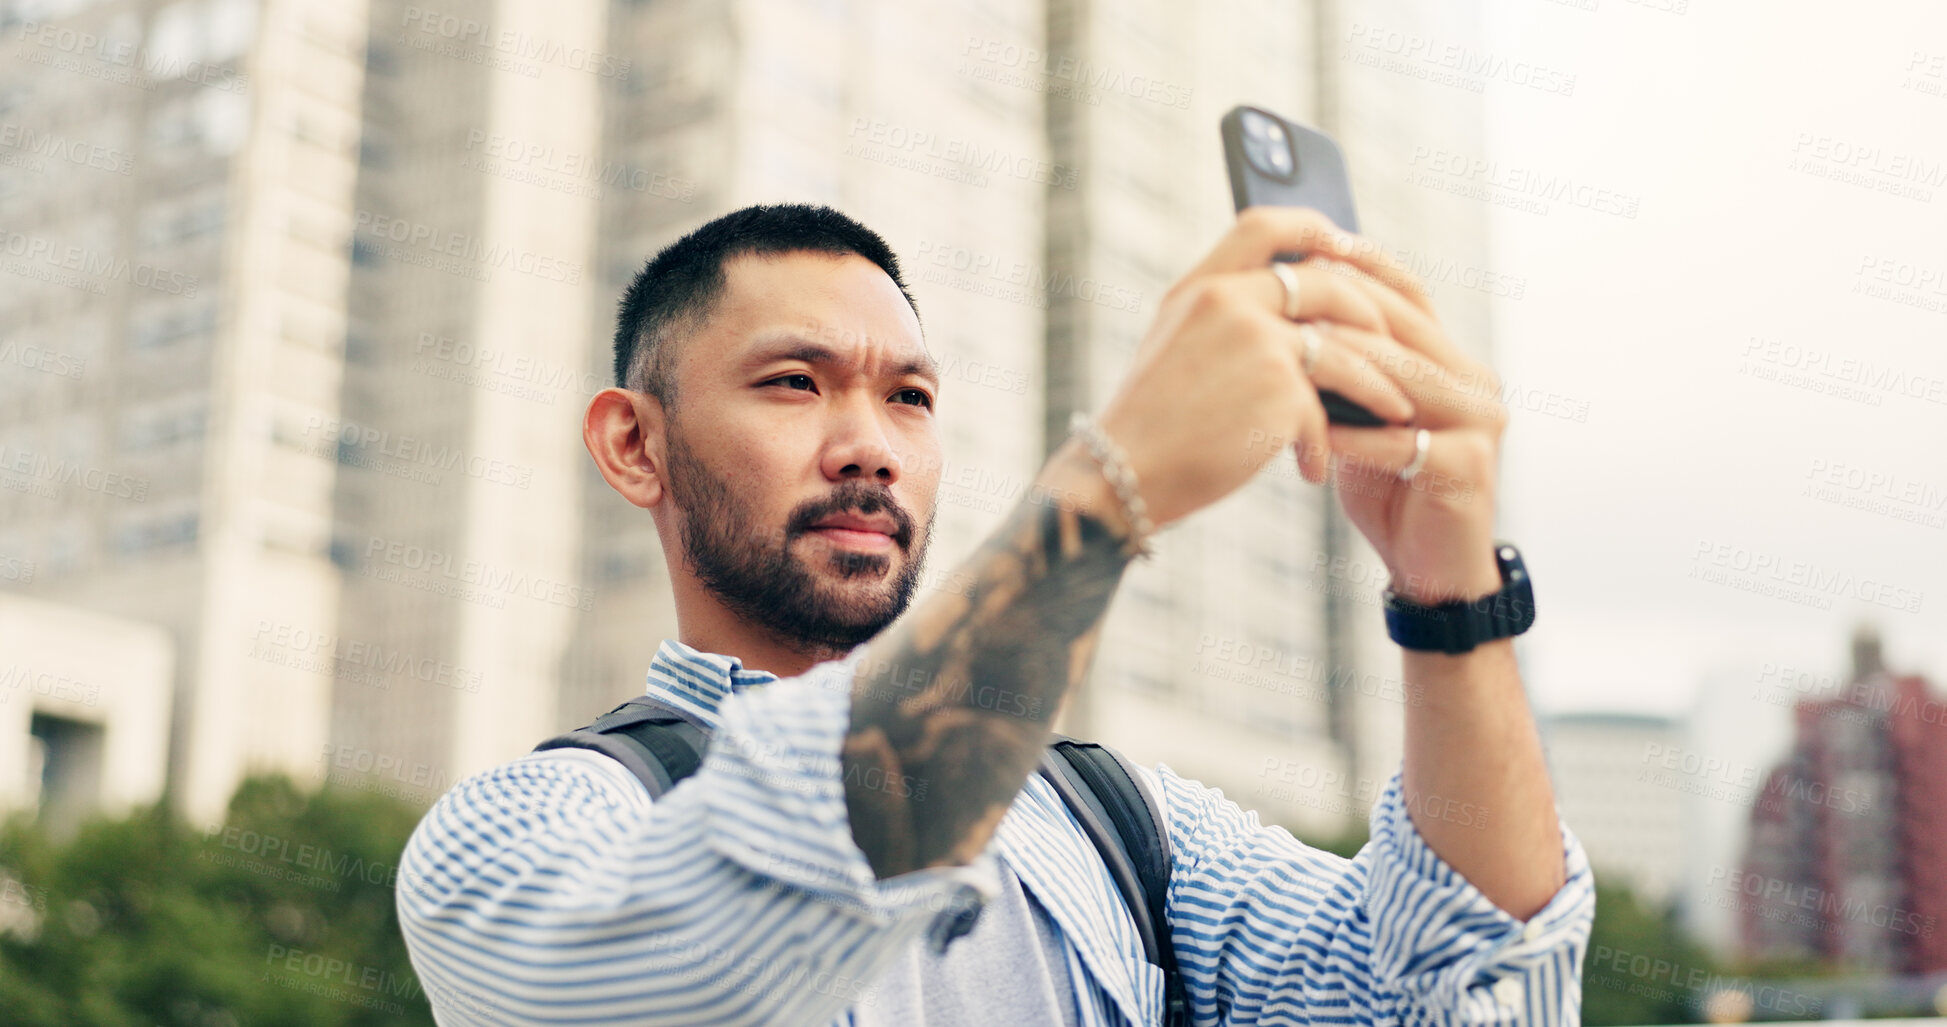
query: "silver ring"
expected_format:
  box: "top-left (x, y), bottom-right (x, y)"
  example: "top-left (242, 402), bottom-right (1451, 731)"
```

top-left (1297, 322), bottom-right (1323, 376)
top-left (1269, 261), bottom-right (1302, 320)
top-left (1398, 428), bottom-right (1431, 482)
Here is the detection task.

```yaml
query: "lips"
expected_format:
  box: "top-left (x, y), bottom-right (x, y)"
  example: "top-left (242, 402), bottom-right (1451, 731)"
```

top-left (810, 512), bottom-right (898, 536)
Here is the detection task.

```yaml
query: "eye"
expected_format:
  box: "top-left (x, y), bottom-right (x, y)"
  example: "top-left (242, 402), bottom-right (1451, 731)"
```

top-left (764, 374), bottom-right (817, 391)
top-left (892, 388), bottom-right (933, 409)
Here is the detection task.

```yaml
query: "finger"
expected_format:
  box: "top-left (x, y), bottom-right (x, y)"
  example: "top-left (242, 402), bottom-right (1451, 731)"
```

top-left (1291, 388), bottom-right (1330, 484)
top-left (1191, 206), bottom-right (1355, 278)
top-left (1279, 320), bottom-right (1415, 424)
top-left (1324, 424), bottom-right (1494, 499)
top-left (1319, 323), bottom-right (1506, 430)
top-left (1310, 233), bottom-right (1438, 316)
top-left (1332, 424), bottom-right (1416, 475)
top-left (1324, 261), bottom-right (1483, 375)
top-left (1229, 263), bottom-right (1386, 335)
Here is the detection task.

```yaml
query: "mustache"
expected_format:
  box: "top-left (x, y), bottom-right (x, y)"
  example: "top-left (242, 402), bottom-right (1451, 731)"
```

top-left (788, 481), bottom-right (916, 551)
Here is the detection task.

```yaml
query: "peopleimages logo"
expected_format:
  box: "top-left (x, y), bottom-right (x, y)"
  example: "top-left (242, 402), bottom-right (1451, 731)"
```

top-left (352, 209), bottom-right (584, 285)
top-left (0, 121), bottom-right (135, 174)
top-left (249, 619), bottom-right (484, 694)
top-left (400, 5), bottom-right (632, 79)
top-left (911, 239), bottom-right (1142, 316)
top-left (958, 36), bottom-right (1194, 109)
top-left (1688, 539), bottom-right (1923, 614)
top-left (1587, 945), bottom-right (1821, 1017)
top-left (1406, 147), bottom-right (1640, 219)
top-left (0, 338), bottom-right (86, 379)
top-left (359, 536), bottom-right (596, 612)
top-left (1635, 742), bottom-right (1874, 815)
top-left (0, 227), bottom-right (199, 295)
top-left (1344, 24), bottom-right (1577, 96)
top-left (0, 442), bottom-right (150, 502)
top-left (1706, 866), bottom-right (1937, 938)
top-left (10, 20), bottom-right (250, 93)
top-left (846, 118), bottom-right (1080, 190)
top-left (0, 662), bottom-right (103, 707)
top-left (302, 415), bottom-right (534, 490)
top-left (460, 130), bottom-right (692, 200)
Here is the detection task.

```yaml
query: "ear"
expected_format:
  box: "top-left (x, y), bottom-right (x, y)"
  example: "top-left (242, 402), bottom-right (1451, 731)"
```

top-left (583, 387), bottom-right (668, 510)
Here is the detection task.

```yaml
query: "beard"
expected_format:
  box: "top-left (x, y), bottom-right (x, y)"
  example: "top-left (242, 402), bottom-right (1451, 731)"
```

top-left (663, 421), bottom-right (934, 653)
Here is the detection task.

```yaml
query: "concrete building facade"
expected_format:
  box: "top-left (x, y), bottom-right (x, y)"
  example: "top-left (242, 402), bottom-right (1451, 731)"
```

top-left (1541, 712), bottom-right (1687, 907)
top-left (0, 593), bottom-right (173, 837)
top-left (1, 0), bottom-right (369, 824)
top-left (3, 0), bottom-right (1499, 841)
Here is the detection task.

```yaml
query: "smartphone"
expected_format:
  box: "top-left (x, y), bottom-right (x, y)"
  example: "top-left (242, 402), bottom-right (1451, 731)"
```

top-left (1221, 104), bottom-right (1384, 427)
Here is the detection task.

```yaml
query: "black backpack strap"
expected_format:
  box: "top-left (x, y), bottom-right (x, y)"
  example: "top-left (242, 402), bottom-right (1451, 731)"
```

top-left (539, 704), bottom-right (1190, 1024)
top-left (534, 698), bottom-right (707, 800)
top-left (1040, 738), bottom-right (1189, 1027)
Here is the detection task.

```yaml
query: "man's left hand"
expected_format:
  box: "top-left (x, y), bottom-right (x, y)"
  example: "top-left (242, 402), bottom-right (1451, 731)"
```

top-left (1299, 234), bottom-right (1509, 605)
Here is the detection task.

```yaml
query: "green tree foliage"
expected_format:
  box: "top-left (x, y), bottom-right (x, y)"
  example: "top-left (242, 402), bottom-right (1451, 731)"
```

top-left (0, 776), bottom-right (433, 1027)
top-left (1582, 881), bottom-right (1725, 1025)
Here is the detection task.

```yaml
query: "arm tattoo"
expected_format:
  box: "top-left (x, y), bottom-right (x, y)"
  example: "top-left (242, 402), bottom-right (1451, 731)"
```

top-left (841, 496), bottom-right (1133, 879)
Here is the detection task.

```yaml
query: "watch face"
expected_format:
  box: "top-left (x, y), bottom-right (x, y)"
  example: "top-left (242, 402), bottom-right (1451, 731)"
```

top-left (1496, 545), bottom-right (1535, 632)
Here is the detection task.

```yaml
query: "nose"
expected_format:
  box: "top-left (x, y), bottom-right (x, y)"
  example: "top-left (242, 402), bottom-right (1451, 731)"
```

top-left (818, 398), bottom-right (903, 484)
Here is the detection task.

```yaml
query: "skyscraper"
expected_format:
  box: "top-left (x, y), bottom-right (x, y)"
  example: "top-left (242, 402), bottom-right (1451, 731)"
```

top-left (1, 0), bottom-right (368, 823)
top-left (1736, 627), bottom-right (1947, 973)
top-left (329, 0), bottom-right (607, 808)
top-left (2, 0), bottom-right (1497, 838)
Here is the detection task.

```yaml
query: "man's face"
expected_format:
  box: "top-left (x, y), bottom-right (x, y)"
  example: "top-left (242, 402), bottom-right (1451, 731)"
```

top-left (658, 251), bottom-right (942, 651)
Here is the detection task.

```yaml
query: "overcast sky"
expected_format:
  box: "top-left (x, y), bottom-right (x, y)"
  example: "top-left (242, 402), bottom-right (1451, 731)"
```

top-left (1482, 0), bottom-right (1947, 724)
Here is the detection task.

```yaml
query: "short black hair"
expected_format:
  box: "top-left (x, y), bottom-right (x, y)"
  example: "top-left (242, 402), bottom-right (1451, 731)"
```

top-left (612, 204), bottom-right (920, 408)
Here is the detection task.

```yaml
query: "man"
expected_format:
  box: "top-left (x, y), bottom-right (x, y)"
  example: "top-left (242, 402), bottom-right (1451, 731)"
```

top-left (396, 203), bottom-right (1594, 1025)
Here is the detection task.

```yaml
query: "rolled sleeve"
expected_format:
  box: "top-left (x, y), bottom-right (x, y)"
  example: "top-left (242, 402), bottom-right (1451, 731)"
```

top-left (1364, 772), bottom-right (1595, 1024)
top-left (1153, 762), bottom-right (1594, 1027)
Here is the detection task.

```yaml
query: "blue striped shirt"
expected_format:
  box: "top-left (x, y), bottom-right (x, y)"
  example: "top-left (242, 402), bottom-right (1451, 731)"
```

top-left (397, 639), bottom-right (1596, 1026)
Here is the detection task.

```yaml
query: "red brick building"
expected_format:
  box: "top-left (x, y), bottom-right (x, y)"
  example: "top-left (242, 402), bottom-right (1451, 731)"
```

top-left (1737, 629), bottom-right (1947, 973)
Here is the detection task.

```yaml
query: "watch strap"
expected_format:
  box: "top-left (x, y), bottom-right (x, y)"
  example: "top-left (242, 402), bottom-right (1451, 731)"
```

top-left (1383, 544), bottom-right (1535, 654)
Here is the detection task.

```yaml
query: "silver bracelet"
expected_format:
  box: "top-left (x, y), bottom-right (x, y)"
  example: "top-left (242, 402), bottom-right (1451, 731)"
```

top-left (1067, 411), bottom-right (1156, 559)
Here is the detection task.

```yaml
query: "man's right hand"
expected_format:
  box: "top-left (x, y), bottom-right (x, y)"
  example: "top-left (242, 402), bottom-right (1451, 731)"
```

top-left (1084, 207), bottom-right (1420, 528)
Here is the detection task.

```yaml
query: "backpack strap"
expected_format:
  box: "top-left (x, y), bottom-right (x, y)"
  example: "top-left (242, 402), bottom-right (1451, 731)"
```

top-left (536, 708), bottom-right (1189, 1026)
top-left (533, 698), bottom-right (706, 800)
top-left (1039, 738), bottom-right (1189, 1027)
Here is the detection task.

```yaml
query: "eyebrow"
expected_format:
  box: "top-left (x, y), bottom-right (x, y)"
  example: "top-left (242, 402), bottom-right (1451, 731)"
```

top-left (740, 335), bottom-right (942, 389)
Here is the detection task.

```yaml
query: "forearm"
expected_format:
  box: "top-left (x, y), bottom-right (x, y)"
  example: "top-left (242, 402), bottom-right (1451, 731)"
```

top-left (1400, 637), bottom-right (1565, 918)
top-left (842, 438), bottom-right (1135, 879)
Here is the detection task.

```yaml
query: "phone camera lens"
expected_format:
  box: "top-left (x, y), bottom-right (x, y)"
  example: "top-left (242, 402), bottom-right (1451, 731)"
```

top-left (1239, 110), bottom-right (1297, 180)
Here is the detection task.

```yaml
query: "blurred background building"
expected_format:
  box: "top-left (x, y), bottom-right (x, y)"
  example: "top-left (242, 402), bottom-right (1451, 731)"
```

top-left (0, 593), bottom-right (173, 837)
top-left (1736, 628), bottom-right (1947, 974)
top-left (1542, 711), bottom-right (1687, 908)
top-left (0, 0), bottom-right (1499, 834)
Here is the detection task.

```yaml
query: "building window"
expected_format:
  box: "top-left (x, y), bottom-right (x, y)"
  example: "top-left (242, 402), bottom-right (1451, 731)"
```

top-left (119, 397), bottom-right (208, 453)
top-left (113, 509), bottom-right (199, 557)
top-left (141, 190), bottom-right (227, 247)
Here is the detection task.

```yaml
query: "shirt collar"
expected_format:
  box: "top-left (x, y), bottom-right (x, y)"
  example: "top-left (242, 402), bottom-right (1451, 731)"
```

top-left (643, 638), bottom-right (781, 729)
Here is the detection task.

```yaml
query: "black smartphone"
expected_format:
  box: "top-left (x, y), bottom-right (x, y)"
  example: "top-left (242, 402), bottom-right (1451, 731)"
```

top-left (1220, 104), bottom-right (1385, 427)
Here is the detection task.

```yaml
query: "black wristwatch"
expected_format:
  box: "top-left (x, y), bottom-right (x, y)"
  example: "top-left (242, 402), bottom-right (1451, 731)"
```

top-left (1382, 543), bottom-right (1535, 654)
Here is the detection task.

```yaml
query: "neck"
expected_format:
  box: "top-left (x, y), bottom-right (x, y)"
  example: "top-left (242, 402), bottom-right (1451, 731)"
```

top-left (671, 581), bottom-right (851, 680)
